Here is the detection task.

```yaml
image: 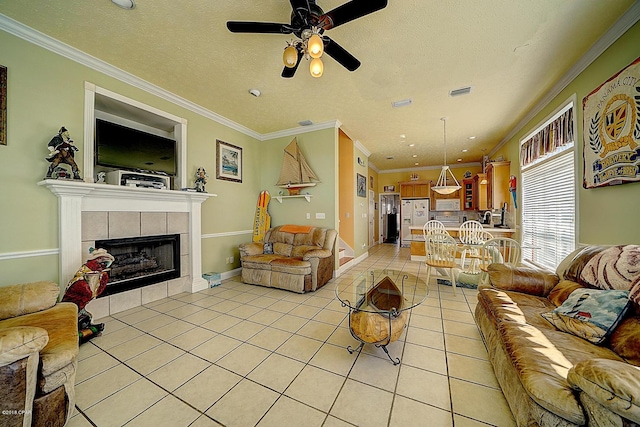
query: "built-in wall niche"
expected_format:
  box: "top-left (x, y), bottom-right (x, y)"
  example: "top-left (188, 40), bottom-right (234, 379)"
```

top-left (83, 82), bottom-right (187, 189)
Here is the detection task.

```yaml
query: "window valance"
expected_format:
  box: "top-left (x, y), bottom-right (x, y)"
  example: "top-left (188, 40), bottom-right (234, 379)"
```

top-left (520, 108), bottom-right (574, 167)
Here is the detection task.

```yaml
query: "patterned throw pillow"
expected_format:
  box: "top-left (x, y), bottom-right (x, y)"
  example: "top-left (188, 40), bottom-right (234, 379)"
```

top-left (263, 242), bottom-right (273, 254)
top-left (541, 288), bottom-right (631, 345)
top-left (580, 245), bottom-right (640, 305)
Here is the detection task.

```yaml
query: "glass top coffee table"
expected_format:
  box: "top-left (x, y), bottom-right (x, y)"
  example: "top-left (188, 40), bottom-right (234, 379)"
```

top-left (335, 269), bottom-right (428, 365)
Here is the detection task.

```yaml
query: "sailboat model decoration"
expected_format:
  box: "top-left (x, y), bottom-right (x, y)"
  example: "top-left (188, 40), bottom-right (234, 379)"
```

top-left (276, 138), bottom-right (320, 195)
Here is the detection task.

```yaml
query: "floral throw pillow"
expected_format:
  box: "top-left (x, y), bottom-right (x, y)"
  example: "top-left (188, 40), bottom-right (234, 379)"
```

top-left (541, 288), bottom-right (630, 345)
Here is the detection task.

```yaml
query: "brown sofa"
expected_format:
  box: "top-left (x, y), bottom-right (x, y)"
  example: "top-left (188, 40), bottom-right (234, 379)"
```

top-left (239, 225), bottom-right (337, 293)
top-left (475, 245), bottom-right (640, 427)
top-left (0, 281), bottom-right (78, 427)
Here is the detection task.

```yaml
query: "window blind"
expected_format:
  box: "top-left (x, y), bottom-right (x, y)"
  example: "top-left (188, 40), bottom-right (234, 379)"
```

top-left (521, 149), bottom-right (575, 269)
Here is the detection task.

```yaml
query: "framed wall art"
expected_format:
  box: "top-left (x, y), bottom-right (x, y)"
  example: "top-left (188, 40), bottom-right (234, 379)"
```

top-left (216, 140), bottom-right (242, 183)
top-left (583, 56), bottom-right (640, 189)
top-left (357, 173), bottom-right (366, 197)
top-left (0, 65), bottom-right (6, 146)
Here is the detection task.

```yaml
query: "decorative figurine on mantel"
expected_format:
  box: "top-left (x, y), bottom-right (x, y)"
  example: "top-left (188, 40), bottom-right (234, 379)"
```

top-left (194, 167), bottom-right (208, 192)
top-left (61, 247), bottom-right (114, 343)
top-left (45, 126), bottom-right (82, 180)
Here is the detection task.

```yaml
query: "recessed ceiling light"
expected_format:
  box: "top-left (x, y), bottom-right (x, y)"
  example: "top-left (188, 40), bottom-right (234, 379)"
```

top-left (414, 162), bottom-right (419, 166)
top-left (408, 143), bottom-right (415, 147)
top-left (468, 136), bottom-right (476, 140)
top-left (412, 154), bottom-right (417, 158)
top-left (248, 89), bottom-right (261, 97)
top-left (461, 149), bottom-right (468, 153)
top-left (400, 134), bottom-right (406, 139)
top-left (457, 158), bottom-right (463, 162)
top-left (111, 0), bottom-right (135, 9)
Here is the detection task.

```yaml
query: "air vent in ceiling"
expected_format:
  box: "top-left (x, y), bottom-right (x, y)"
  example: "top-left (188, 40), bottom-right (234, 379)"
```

top-left (391, 99), bottom-right (412, 108)
top-left (449, 86), bottom-right (472, 97)
top-left (298, 120), bottom-right (313, 126)
top-left (386, 156), bottom-right (394, 160)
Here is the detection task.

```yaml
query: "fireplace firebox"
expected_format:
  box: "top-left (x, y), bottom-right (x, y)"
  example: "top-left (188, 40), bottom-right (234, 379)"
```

top-left (95, 234), bottom-right (181, 296)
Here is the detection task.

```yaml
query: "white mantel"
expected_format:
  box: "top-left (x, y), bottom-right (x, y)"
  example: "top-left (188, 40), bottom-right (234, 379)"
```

top-left (38, 179), bottom-right (216, 294)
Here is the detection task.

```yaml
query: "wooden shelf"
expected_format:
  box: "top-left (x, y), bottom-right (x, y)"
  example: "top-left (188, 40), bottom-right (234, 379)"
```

top-left (275, 195), bottom-right (312, 203)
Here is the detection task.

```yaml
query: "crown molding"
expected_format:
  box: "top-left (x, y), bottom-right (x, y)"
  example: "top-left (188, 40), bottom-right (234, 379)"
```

top-left (489, 1), bottom-right (640, 157)
top-left (0, 12), bottom-right (352, 145)
top-left (354, 140), bottom-right (371, 157)
top-left (0, 13), bottom-right (262, 140)
top-left (260, 120), bottom-right (341, 141)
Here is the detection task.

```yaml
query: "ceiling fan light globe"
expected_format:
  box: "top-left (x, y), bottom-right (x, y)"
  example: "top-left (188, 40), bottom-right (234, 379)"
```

top-left (283, 46), bottom-right (298, 68)
top-left (310, 58), bottom-right (323, 78)
top-left (308, 34), bottom-right (324, 59)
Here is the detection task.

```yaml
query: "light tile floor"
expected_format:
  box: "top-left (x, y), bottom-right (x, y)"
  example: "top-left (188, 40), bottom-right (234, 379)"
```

top-left (68, 244), bottom-right (516, 427)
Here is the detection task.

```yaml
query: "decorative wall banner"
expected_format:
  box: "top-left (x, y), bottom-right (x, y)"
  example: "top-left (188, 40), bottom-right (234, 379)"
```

top-left (582, 56), bottom-right (640, 189)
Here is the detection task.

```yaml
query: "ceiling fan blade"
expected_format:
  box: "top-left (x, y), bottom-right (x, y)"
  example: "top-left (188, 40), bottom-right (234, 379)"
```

top-left (226, 21), bottom-right (292, 34)
top-left (318, 0), bottom-right (388, 30)
top-left (289, 0), bottom-right (311, 16)
top-left (323, 37), bottom-right (361, 71)
top-left (281, 47), bottom-right (304, 78)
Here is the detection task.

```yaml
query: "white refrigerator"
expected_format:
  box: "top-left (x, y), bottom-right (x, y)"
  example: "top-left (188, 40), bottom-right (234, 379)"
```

top-left (400, 198), bottom-right (429, 246)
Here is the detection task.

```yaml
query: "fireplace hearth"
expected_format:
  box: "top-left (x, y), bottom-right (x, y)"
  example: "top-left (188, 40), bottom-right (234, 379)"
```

top-left (96, 234), bottom-right (181, 296)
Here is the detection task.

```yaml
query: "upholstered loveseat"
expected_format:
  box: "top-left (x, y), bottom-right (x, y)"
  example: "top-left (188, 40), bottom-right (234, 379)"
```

top-left (0, 281), bottom-right (78, 427)
top-left (239, 225), bottom-right (337, 293)
top-left (475, 245), bottom-right (640, 427)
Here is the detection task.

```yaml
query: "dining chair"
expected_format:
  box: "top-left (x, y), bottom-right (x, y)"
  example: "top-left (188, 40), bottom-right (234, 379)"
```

top-left (425, 233), bottom-right (458, 296)
top-left (477, 237), bottom-right (520, 287)
top-left (422, 220), bottom-right (447, 258)
top-left (480, 237), bottom-right (522, 269)
top-left (458, 220), bottom-right (485, 272)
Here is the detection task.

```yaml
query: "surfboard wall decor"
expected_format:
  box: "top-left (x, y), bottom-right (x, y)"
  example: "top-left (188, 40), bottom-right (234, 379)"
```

top-left (253, 190), bottom-right (271, 243)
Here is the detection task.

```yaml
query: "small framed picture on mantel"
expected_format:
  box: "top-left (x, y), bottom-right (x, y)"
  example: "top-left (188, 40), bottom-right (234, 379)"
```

top-left (216, 140), bottom-right (242, 183)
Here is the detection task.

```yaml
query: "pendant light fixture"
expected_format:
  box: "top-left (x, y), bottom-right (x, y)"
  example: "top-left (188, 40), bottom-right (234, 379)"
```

top-left (432, 117), bottom-right (461, 195)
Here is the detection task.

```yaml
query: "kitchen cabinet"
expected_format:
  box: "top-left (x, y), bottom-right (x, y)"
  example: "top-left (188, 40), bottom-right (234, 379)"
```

top-left (461, 179), bottom-right (475, 210)
top-left (474, 173), bottom-right (488, 211)
top-left (486, 161), bottom-right (511, 209)
top-left (461, 174), bottom-right (489, 211)
top-left (399, 181), bottom-right (430, 198)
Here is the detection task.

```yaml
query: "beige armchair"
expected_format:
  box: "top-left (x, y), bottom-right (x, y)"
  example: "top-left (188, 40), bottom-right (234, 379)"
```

top-left (0, 281), bottom-right (78, 427)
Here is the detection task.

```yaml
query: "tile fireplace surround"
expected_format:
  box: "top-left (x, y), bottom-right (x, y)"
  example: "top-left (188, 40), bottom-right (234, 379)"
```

top-left (38, 179), bottom-right (215, 319)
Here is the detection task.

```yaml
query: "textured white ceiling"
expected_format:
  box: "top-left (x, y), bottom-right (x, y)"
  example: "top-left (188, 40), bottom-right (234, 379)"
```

top-left (0, 0), bottom-right (634, 170)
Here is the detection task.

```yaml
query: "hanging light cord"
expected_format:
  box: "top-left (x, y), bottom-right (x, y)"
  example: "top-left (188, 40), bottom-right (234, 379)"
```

top-left (442, 117), bottom-right (448, 166)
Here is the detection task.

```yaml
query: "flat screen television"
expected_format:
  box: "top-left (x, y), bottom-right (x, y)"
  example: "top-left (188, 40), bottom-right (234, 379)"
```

top-left (95, 118), bottom-right (177, 176)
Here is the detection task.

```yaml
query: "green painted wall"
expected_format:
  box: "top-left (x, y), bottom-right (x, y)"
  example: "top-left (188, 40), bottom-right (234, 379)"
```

top-left (501, 21), bottom-right (640, 245)
top-left (259, 128), bottom-right (338, 230)
top-left (0, 29), bottom-right (261, 286)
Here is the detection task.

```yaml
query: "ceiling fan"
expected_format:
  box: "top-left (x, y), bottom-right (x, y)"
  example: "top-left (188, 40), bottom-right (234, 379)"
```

top-left (226, 0), bottom-right (388, 78)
